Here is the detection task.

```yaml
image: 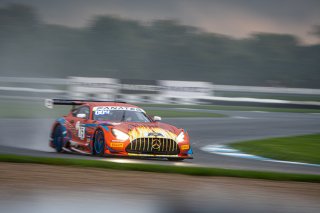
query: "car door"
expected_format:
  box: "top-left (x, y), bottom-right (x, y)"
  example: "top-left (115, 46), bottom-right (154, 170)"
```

top-left (69, 106), bottom-right (90, 145)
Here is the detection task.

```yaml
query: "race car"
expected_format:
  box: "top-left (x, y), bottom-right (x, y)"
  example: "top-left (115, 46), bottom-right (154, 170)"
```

top-left (45, 99), bottom-right (193, 160)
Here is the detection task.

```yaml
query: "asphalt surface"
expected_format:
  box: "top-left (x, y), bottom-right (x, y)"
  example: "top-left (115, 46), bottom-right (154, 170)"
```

top-left (0, 109), bottom-right (320, 174)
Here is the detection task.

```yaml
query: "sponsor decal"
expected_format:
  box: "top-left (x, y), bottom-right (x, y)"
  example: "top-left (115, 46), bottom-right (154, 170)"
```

top-left (95, 109), bottom-right (110, 115)
top-left (181, 145), bottom-right (190, 150)
top-left (76, 122), bottom-right (85, 140)
top-left (93, 106), bottom-right (145, 115)
top-left (78, 126), bottom-right (86, 140)
top-left (110, 143), bottom-right (124, 148)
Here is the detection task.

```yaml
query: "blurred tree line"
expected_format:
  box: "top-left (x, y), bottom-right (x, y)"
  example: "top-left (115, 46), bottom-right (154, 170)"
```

top-left (0, 4), bottom-right (319, 88)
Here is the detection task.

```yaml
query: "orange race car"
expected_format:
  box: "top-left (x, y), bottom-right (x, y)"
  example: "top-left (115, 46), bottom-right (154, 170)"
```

top-left (45, 99), bottom-right (193, 161)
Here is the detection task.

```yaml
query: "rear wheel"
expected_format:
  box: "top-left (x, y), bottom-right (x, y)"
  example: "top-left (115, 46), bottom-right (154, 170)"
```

top-left (94, 129), bottom-right (105, 156)
top-left (53, 125), bottom-right (63, 152)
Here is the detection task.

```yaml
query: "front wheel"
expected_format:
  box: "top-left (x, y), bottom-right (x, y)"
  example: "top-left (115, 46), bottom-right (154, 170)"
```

top-left (53, 125), bottom-right (63, 152)
top-left (93, 129), bottom-right (105, 157)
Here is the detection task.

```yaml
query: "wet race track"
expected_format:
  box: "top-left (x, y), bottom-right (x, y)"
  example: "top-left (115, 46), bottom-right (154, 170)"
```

top-left (1, 109), bottom-right (320, 174)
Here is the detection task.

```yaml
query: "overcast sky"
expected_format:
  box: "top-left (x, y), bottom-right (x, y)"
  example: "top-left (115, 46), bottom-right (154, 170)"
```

top-left (1, 0), bottom-right (320, 44)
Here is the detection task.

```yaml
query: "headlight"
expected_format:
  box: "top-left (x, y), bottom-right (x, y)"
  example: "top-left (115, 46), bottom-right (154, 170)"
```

top-left (176, 131), bottom-right (185, 143)
top-left (112, 129), bottom-right (129, 141)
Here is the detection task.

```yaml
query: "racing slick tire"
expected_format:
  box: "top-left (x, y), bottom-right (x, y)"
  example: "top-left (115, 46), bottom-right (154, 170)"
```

top-left (53, 125), bottom-right (63, 153)
top-left (93, 129), bottom-right (105, 157)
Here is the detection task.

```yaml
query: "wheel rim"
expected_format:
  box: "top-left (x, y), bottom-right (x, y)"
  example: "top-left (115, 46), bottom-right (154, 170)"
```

top-left (94, 131), bottom-right (104, 154)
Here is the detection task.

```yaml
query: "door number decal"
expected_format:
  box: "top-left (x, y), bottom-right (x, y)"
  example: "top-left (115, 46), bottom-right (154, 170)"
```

top-left (78, 126), bottom-right (86, 139)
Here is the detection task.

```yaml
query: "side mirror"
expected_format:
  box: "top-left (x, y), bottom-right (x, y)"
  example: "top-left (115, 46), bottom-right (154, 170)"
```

top-left (153, 116), bottom-right (161, 121)
top-left (76, 113), bottom-right (87, 119)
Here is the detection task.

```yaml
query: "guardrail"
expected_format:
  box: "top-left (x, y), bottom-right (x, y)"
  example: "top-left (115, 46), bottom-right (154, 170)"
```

top-left (213, 85), bottom-right (320, 95)
top-left (1, 76), bottom-right (319, 108)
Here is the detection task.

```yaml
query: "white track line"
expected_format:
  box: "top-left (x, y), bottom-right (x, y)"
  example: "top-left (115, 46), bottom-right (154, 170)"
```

top-left (201, 145), bottom-right (320, 167)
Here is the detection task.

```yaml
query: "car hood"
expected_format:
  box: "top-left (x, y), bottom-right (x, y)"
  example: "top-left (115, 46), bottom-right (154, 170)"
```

top-left (109, 122), bottom-right (181, 140)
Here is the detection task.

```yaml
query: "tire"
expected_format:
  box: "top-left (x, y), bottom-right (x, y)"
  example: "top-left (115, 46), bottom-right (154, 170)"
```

top-left (53, 125), bottom-right (63, 152)
top-left (167, 158), bottom-right (184, 161)
top-left (93, 129), bottom-right (105, 156)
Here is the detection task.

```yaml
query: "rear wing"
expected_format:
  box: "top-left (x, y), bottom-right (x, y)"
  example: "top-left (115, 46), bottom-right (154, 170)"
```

top-left (44, 99), bottom-right (126, 109)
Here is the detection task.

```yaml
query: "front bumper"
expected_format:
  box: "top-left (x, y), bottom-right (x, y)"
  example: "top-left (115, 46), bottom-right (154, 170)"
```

top-left (127, 153), bottom-right (193, 159)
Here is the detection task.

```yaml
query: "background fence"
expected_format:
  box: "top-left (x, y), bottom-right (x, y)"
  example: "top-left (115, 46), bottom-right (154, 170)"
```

top-left (1, 76), bottom-right (320, 108)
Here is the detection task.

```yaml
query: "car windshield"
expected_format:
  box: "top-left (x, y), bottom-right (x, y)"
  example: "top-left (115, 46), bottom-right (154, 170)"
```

top-left (92, 106), bottom-right (151, 122)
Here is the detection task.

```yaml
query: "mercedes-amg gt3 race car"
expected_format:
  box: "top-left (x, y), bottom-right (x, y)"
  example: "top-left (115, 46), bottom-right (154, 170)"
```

top-left (45, 99), bottom-right (193, 160)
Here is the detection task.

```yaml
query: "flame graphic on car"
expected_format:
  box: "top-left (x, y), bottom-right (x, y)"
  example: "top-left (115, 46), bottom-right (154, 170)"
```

top-left (128, 126), bottom-right (177, 141)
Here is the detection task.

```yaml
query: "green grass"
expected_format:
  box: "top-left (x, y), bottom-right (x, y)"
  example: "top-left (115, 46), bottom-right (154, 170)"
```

top-left (139, 103), bottom-right (320, 113)
top-left (230, 134), bottom-right (320, 164)
top-left (0, 154), bottom-right (319, 182)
